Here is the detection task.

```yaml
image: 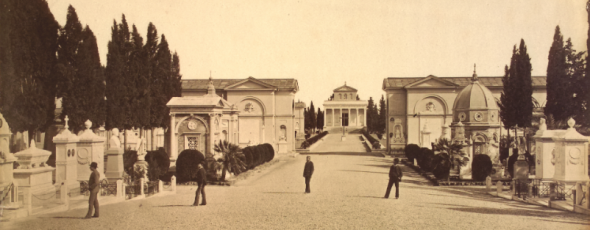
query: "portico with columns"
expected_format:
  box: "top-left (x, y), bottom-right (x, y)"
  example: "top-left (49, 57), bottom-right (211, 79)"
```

top-left (323, 82), bottom-right (368, 130)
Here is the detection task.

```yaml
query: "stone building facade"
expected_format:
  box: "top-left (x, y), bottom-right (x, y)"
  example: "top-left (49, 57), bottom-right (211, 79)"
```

top-left (382, 74), bottom-right (547, 154)
top-left (167, 76), bottom-right (300, 163)
top-left (323, 83), bottom-right (368, 130)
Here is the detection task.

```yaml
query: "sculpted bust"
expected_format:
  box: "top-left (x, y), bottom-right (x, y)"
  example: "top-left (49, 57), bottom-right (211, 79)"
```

top-left (109, 128), bottom-right (121, 150)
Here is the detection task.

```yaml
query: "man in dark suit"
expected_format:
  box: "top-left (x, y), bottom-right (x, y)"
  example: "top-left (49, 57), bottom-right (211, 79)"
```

top-left (84, 162), bottom-right (100, 218)
top-left (303, 156), bottom-right (314, 193)
top-left (193, 163), bottom-right (207, 206)
top-left (384, 158), bottom-right (403, 199)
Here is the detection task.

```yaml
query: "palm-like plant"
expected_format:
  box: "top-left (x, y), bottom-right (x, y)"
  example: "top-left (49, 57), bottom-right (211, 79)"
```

top-left (214, 140), bottom-right (247, 181)
top-left (433, 138), bottom-right (468, 175)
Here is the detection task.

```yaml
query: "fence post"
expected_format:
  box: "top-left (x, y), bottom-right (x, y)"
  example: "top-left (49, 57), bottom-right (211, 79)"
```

top-left (485, 176), bottom-right (492, 191)
top-left (575, 183), bottom-right (583, 205)
top-left (586, 183), bottom-right (590, 209)
top-left (171, 176), bottom-right (177, 193)
top-left (158, 180), bottom-right (163, 193)
top-left (60, 182), bottom-right (69, 207)
top-left (139, 178), bottom-right (145, 196)
top-left (116, 180), bottom-right (123, 199)
top-left (496, 181), bottom-right (503, 196)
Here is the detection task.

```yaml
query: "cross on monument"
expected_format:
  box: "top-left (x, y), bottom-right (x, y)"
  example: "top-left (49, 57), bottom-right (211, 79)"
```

top-left (64, 115), bottom-right (69, 129)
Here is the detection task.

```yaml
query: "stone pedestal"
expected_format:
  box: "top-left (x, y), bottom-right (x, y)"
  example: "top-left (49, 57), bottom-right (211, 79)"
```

top-left (552, 119), bottom-right (589, 182)
top-left (105, 148), bottom-right (125, 181)
top-left (13, 142), bottom-right (56, 211)
top-left (277, 142), bottom-right (288, 154)
top-left (534, 127), bottom-right (564, 180)
top-left (52, 119), bottom-right (81, 196)
top-left (295, 133), bottom-right (305, 149)
top-left (77, 120), bottom-right (106, 181)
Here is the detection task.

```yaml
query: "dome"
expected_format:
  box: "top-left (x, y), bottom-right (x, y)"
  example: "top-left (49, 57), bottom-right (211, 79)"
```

top-left (452, 67), bottom-right (498, 111)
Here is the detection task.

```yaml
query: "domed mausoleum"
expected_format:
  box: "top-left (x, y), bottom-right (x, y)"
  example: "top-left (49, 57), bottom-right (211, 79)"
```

top-left (451, 65), bottom-right (502, 179)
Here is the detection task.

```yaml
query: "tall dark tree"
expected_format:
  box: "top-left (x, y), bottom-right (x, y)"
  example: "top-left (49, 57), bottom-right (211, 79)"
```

top-left (304, 108), bottom-right (310, 131)
top-left (55, 6), bottom-right (105, 133)
top-left (498, 40), bottom-right (533, 133)
top-left (309, 101), bottom-right (316, 132)
top-left (512, 39), bottom-right (533, 128)
top-left (356, 94), bottom-right (360, 100)
top-left (583, 2), bottom-right (590, 127)
top-left (0, 0), bottom-right (59, 142)
top-left (378, 95), bottom-right (387, 134)
top-left (316, 108), bottom-right (323, 131)
top-left (105, 15), bottom-right (132, 130)
top-left (564, 39), bottom-right (587, 126)
top-left (545, 26), bottom-right (570, 123)
top-left (128, 25), bottom-right (150, 130)
top-left (367, 97), bottom-right (375, 133)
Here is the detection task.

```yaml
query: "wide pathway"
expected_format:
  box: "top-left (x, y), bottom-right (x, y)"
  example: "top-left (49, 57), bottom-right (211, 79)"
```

top-left (2, 154), bottom-right (589, 229)
top-left (312, 133), bottom-right (367, 152)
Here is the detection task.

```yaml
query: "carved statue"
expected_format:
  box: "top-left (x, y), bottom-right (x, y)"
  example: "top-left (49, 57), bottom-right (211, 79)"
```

top-left (426, 102), bottom-right (435, 112)
top-left (109, 128), bottom-right (121, 150)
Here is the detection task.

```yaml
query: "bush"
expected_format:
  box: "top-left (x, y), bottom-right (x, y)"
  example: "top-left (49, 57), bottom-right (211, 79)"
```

top-left (145, 147), bottom-right (171, 182)
top-left (300, 131), bottom-right (328, 149)
top-left (431, 153), bottom-right (452, 180)
top-left (507, 149), bottom-right (533, 178)
top-left (499, 136), bottom-right (513, 163)
top-left (123, 150), bottom-right (138, 180)
top-left (176, 149), bottom-right (205, 183)
top-left (242, 148), bottom-right (253, 169)
top-left (472, 154), bottom-right (493, 181)
top-left (417, 148), bottom-right (435, 172)
top-left (261, 143), bottom-right (275, 162)
top-left (376, 133), bottom-right (383, 140)
top-left (404, 144), bottom-right (421, 163)
top-left (361, 129), bottom-right (380, 149)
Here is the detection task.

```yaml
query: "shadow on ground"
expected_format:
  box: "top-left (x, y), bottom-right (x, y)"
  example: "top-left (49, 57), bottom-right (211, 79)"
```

top-left (303, 152), bottom-right (383, 157)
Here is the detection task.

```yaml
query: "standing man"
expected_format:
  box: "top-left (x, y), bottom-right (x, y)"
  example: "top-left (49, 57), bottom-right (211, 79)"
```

top-left (303, 156), bottom-right (314, 193)
top-left (84, 162), bottom-right (100, 218)
top-left (384, 158), bottom-right (403, 199)
top-left (193, 163), bottom-right (207, 206)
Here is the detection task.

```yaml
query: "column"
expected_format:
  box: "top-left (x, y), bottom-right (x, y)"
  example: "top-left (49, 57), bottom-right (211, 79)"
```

top-left (332, 108), bottom-right (335, 127)
top-left (208, 113), bottom-right (215, 156)
top-left (170, 113), bottom-right (177, 161)
top-left (356, 108), bottom-right (359, 126)
top-left (324, 109), bottom-right (327, 128)
top-left (363, 108), bottom-right (367, 126)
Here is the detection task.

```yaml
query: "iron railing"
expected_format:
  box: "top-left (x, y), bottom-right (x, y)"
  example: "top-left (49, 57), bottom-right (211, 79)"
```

top-left (145, 181), bottom-right (159, 197)
top-left (100, 179), bottom-right (117, 197)
top-left (125, 182), bottom-right (141, 200)
top-left (80, 181), bottom-right (90, 196)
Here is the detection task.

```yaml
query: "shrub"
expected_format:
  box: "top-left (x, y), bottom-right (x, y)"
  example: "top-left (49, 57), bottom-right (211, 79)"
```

top-left (123, 150), bottom-right (138, 180)
top-left (499, 136), bottom-right (513, 163)
top-left (472, 154), bottom-right (493, 181)
top-left (404, 144), bottom-right (420, 163)
top-left (300, 131), bottom-right (328, 149)
top-left (242, 148), bottom-right (253, 169)
top-left (176, 149), bottom-right (205, 183)
top-left (507, 149), bottom-right (533, 178)
top-left (261, 143), bottom-right (275, 162)
top-left (145, 147), bottom-right (171, 182)
top-left (431, 153), bottom-right (451, 180)
top-left (417, 148), bottom-right (435, 172)
top-left (361, 129), bottom-right (380, 149)
top-left (376, 133), bottom-right (383, 140)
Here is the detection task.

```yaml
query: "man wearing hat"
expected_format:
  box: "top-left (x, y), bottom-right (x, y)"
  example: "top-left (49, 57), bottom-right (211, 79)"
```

top-left (193, 163), bottom-right (207, 206)
top-left (384, 158), bottom-right (403, 199)
top-left (85, 162), bottom-right (100, 218)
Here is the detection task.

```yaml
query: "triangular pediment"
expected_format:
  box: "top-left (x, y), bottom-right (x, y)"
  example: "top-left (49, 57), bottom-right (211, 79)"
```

top-left (334, 85), bottom-right (358, 92)
top-left (404, 75), bottom-right (459, 88)
top-left (224, 77), bottom-right (277, 90)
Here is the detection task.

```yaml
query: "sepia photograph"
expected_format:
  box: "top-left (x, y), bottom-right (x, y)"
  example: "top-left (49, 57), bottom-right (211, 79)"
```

top-left (0, 0), bottom-right (589, 229)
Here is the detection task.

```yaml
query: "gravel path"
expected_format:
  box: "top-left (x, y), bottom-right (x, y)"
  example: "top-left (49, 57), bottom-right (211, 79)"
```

top-left (312, 133), bottom-right (367, 152)
top-left (2, 154), bottom-right (589, 230)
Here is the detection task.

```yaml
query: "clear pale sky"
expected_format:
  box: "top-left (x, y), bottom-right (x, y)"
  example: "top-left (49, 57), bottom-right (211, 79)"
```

top-left (46, 0), bottom-right (588, 110)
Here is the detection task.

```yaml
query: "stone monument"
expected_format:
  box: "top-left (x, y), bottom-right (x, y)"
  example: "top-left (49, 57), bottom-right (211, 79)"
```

top-left (77, 120), bottom-right (106, 181)
top-left (52, 115), bottom-right (81, 195)
top-left (13, 141), bottom-right (55, 212)
top-left (105, 128), bottom-right (125, 181)
top-left (552, 118), bottom-right (589, 182)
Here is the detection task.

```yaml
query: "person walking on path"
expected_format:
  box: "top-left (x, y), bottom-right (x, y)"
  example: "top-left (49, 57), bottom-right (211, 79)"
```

top-left (303, 156), bottom-right (314, 193)
top-left (384, 158), bottom-right (403, 199)
top-left (193, 163), bottom-right (207, 206)
top-left (84, 162), bottom-right (100, 219)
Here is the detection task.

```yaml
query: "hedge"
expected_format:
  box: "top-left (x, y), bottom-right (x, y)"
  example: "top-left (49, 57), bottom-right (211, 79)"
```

top-left (176, 149), bottom-right (205, 183)
top-left (472, 154), bottom-right (493, 181)
top-left (145, 147), bottom-right (171, 182)
top-left (123, 150), bottom-right (138, 180)
top-left (404, 144), bottom-right (421, 163)
top-left (261, 143), bottom-right (275, 162)
top-left (301, 131), bottom-right (328, 149)
top-left (361, 129), bottom-right (380, 149)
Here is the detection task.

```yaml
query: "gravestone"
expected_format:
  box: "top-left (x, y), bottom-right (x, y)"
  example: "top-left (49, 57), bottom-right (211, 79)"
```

top-left (52, 115), bottom-right (80, 196)
top-left (552, 119), bottom-right (589, 182)
top-left (105, 128), bottom-right (125, 181)
top-left (13, 141), bottom-right (55, 212)
top-left (77, 120), bottom-right (106, 181)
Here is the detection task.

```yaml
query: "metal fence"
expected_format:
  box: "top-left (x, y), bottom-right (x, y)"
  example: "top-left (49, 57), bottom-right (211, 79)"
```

top-left (145, 181), bottom-right (159, 197)
top-left (125, 182), bottom-right (142, 200)
top-left (100, 179), bottom-right (117, 197)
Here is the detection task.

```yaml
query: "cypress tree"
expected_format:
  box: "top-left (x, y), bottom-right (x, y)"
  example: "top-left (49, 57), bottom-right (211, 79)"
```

top-left (309, 101), bottom-right (316, 132)
top-left (367, 97), bottom-right (375, 132)
top-left (499, 64), bottom-right (515, 130)
top-left (513, 39), bottom-right (533, 128)
top-left (0, 0), bottom-right (59, 142)
top-left (129, 25), bottom-right (150, 130)
top-left (545, 26), bottom-right (570, 123)
top-left (316, 108), bottom-right (323, 130)
top-left (56, 6), bottom-right (105, 133)
top-left (583, 3), bottom-right (590, 127)
top-left (564, 39), bottom-right (587, 126)
top-left (106, 16), bottom-right (132, 130)
top-left (378, 95), bottom-right (387, 134)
